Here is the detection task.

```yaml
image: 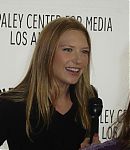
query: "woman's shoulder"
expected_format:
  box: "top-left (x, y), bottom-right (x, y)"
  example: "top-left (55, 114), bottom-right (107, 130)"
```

top-left (0, 97), bottom-right (25, 115)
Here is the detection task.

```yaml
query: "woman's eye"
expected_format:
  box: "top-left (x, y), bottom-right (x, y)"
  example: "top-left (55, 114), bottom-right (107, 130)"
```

top-left (82, 50), bottom-right (89, 54)
top-left (63, 48), bottom-right (72, 52)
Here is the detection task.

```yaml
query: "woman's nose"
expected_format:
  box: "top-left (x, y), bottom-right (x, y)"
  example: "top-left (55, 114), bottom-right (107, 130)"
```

top-left (72, 51), bottom-right (82, 64)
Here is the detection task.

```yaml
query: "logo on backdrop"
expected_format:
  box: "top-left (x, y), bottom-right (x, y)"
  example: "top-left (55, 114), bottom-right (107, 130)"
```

top-left (0, 13), bottom-right (113, 46)
top-left (100, 108), bottom-right (126, 140)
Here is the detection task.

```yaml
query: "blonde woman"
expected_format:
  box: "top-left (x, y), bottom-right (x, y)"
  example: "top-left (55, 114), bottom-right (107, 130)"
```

top-left (0, 17), bottom-right (99, 150)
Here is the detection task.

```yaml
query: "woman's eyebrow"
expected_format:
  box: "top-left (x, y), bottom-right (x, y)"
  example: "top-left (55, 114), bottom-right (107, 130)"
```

top-left (82, 47), bottom-right (89, 49)
top-left (59, 44), bottom-right (89, 49)
top-left (59, 44), bottom-right (74, 48)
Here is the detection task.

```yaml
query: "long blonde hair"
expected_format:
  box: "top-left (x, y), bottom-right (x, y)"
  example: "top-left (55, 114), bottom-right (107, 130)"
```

top-left (0, 17), bottom-right (95, 137)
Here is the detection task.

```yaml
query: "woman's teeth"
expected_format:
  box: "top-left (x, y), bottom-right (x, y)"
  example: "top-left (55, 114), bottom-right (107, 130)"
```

top-left (65, 67), bottom-right (80, 72)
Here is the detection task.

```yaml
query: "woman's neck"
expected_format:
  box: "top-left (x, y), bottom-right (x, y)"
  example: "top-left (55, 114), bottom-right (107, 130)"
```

top-left (53, 85), bottom-right (72, 115)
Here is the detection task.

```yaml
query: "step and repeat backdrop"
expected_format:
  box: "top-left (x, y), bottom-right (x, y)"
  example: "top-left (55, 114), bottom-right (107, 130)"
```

top-left (0, 0), bottom-right (129, 149)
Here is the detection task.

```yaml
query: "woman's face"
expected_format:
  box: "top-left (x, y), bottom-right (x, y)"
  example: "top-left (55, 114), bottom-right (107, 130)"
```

top-left (53, 30), bottom-right (89, 87)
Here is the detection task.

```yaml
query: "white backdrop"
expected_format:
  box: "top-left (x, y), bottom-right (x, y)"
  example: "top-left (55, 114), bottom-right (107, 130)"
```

top-left (0, 0), bottom-right (129, 149)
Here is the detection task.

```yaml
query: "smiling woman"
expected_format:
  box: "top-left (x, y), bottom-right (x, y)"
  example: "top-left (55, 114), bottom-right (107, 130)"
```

top-left (53, 30), bottom-right (89, 86)
top-left (0, 17), bottom-right (100, 150)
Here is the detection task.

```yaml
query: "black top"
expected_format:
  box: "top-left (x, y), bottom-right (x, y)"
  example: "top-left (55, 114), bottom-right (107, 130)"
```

top-left (0, 98), bottom-right (89, 150)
